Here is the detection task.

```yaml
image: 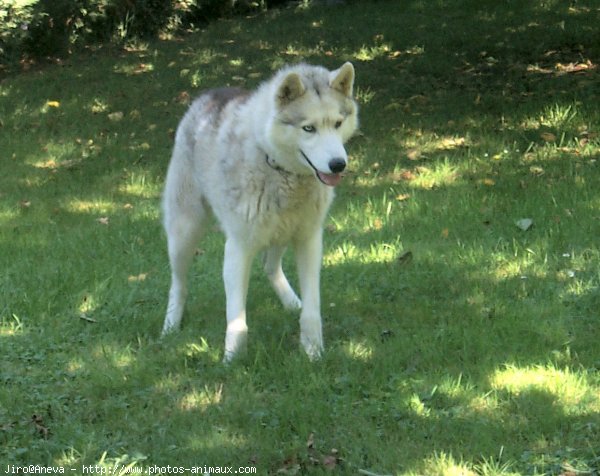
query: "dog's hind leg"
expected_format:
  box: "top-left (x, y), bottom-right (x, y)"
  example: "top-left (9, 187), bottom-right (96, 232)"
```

top-left (264, 246), bottom-right (302, 312)
top-left (162, 210), bottom-right (204, 335)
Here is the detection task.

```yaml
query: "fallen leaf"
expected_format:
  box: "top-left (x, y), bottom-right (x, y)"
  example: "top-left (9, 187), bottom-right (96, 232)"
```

top-left (439, 136), bottom-right (466, 149)
top-left (397, 251), bottom-right (413, 266)
top-left (176, 91), bottom-right (191, 105)
top-left (276, 464), bottom-right (300, 475)
top-left (555, 60), bottom-right (595, 74)
top-left (46, 100), bottom-right (60, 108)
top-left (482, 178), bottom-right (496, 186)
top-left (108, 111), bottom-right (124, 122)
top-left (397, 170), bottom-right (416, 181)
top-left (79, 314), bottom-right (97, 323)
top-left (31, 414), bottom-right (50, 439)
top-left (0, 422), bottom-right (15, 431)
top-left (406, 149), bottom-right (421, 161)
top-left (323, 454), bottom-right (337, 470)
top-left (395, 193), bottom-right (410, 202)
top-left (133, 63), bottom-right (152, 74)
top-left (408, 94), bottom-right (429, 105)
top-left (441, 228), bottom-right (449, 238)
top-left (540, 132), bottom-right (556, 142)
top-left (128, 273), bottom-right (147, 282)
top-left (358, 469), bottom-right (393, 476)
top-left (97, 217), bottom-right (109, 225)
top-left (516, 218), bottom-right (533, 231)
top-left (530, 166), bottom-right (545, 176)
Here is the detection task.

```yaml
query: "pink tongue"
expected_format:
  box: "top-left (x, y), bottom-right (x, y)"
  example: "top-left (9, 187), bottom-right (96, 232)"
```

top-left (317, 171), bottom-right (343, 187)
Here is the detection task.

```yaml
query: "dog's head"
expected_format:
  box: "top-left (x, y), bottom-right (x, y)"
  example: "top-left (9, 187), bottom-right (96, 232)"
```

top-left (269, 63), bottom-right (359, 186)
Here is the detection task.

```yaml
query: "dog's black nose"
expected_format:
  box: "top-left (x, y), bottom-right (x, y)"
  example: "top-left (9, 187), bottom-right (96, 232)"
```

top-left (328, 157), bottom-right (346, 174)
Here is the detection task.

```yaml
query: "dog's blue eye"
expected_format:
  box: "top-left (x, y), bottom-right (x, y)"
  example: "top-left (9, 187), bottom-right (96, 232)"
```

top-left (302, 125), bottom-right (316, 133)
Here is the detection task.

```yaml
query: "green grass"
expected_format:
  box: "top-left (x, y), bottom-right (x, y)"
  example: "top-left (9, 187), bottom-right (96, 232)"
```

top-left (1, 0), bottom-right (600, 474)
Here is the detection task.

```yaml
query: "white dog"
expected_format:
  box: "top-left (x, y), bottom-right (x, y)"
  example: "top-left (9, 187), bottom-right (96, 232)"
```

top-left (161, 62), bottom-right (358, 361)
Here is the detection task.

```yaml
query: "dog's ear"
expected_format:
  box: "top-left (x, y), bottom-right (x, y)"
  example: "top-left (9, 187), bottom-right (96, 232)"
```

top-left (330, 62), bottom-right (355, 97)
top-left (277, 72), bottom-right (306, 106)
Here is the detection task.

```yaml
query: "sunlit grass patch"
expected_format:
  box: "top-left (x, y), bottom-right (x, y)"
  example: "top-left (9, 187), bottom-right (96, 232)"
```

top-left (520, 102), bottom-right (581, 131)
top-left (404, 159), bottom-right (462, 190)
top-left (119, 172), bottom-right (163, 198)
top-left (65, 198), bottom-right (120, 215)
top-left (416, 452), bottom-right (477, 476)
top-left (343, 340), bottom-right (374, 361)
top-left (398, 130), bottom-right (471, 159)
top-left (30, 143), bottom-right (79, 169)
top-left (92, 343), bottom-right (137, 370)
top-left (354, 42), bottom-right (393, 62)
top-left (0, 314), bottom-right (24, 337)
top-left (178, 383), bottom-right (224, 412)
top-left (0, 207), bottom-right (19, 224)
top-left (490, 364), bottom-right (600, 412)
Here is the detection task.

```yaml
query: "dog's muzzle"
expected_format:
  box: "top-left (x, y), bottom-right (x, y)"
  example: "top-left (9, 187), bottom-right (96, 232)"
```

top-left (300, 150), bottom-right (346, 187)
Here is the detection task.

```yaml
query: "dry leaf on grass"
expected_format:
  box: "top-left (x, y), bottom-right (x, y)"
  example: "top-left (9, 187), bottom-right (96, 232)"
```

top-left (406, 149), bottom-right (421, 161)
top-left (540, 131), bottom-right (557, 142)
top-left (31, 414), bottom-right (50, 439)
top-left (108, 111), bottom-right (124, 122)
top-left (516, 218), bottom-right (533, 231)
top-left (397, 251), bottom-right (413, 266)
top-left (128, 273), bottom-right (147, 282)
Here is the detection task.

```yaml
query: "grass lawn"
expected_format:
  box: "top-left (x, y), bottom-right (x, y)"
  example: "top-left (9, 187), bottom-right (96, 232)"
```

top-left (1, 0), bottom-right (600, 474)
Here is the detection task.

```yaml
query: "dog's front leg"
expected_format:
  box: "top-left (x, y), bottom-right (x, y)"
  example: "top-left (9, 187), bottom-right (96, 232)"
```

top-left (294, 230), bottom-right (324, 360)
top-left (223, 238), bottom-right (254, 363)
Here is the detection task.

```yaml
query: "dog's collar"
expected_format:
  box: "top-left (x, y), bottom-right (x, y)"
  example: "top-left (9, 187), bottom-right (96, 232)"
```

top-left (265, 154), bottom-right (292, 175)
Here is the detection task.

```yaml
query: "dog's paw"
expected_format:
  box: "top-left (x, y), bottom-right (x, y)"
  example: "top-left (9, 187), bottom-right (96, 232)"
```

top-left (282, 294), bottom-right (302, 312)
top-left (301, 338), bottom-right (323, 361)
top-left (161, 322), bottom-right (180, 337)
top-left (299, 313), bottom-right (323, 360)
top-left (223, 325), bottom-right (248, 363)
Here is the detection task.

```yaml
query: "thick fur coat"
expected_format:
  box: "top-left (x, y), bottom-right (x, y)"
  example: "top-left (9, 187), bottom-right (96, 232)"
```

top-left (162, 63), bottom-right (358, 361)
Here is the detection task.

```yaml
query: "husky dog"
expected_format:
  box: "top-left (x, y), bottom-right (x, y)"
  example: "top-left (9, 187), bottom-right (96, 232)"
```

top-left (162, 62), bottom-right (358, 361)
